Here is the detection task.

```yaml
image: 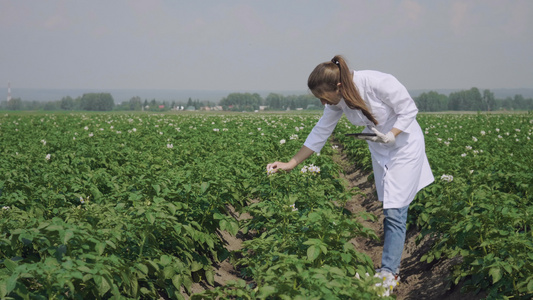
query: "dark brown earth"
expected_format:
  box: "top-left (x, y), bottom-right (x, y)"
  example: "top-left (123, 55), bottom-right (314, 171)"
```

top-left (181, 145), bottom-right (488, 299)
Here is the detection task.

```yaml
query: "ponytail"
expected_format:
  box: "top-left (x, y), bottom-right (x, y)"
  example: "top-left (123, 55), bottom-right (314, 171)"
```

top-left (309, 55), bottom-right (378, 125)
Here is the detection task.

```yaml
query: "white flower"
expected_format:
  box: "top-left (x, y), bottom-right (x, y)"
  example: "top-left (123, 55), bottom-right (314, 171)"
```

top-left (496, 128), bottom-right (500, 132)
top-left (332, 145), bottom-right (339, 149)
top-left (465, 146), bottom-right (472, 150)
top-left (2, 206), bottom-right (10, 210)
top-left (515, 129), bottom-right (521, 132)
top-left (480, 131), bottom-right (486, 136)
top-left (167, 144), bottom-right (173, 149)
top-left (213, 128), bottom-right (219, 132)
top-left (280, 139), bottom-right (286, 145)
top-left (159, 132), bottom-right (163, 135)
top-left (437, 138), bottom-right (442, 142)
top-left (289, 203), bottom-right (298, 212)
top-left (444, 141), bottom-right (450, 146)
top-left (266, 167), bottom-right (276, 175)
top-left (41, 139), bottom-right (46, 145)
top-left (290, 134), bottom-right (298, 140)
top-left (257, 128), bottom-right (261, 131)
top-left (470, 170), bottom-right (474, 174)
top-left (89, 133), bottom-right (94, 137)
top-left (472, 136), bottom-right (478, 142)
top-left (45, 154), bottom-right (51, 160)
top-left (308, 165), bottom-right (321, 173)
top-left (300, 166), bottom-right (308, 173)
top-left (84, 126), bottom-right (89, 130)
top-left (461, 153), bottom-right (467, 157)
top-left (498, 135), bottom-right (502, 139)
top-left (440, 174), bottom-right (453, 182)
top-left (132, 128), bottom-right (137, 132)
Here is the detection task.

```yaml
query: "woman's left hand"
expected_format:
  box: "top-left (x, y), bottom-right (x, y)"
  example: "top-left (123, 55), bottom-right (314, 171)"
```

top-left (371, 128), bottom-right (396, 144)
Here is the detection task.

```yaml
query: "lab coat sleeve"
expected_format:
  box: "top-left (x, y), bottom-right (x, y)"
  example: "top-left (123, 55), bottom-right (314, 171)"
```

top-left (374, 74), bottom-right (418, 132)
top-left (303, 104), bottom-right (343, 153)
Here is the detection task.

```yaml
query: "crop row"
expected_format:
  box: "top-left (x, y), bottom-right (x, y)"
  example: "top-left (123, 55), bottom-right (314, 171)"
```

top-left (336, 113), bottom-right (533, 299)
top-left (0, 112), bottom-right (389, 299)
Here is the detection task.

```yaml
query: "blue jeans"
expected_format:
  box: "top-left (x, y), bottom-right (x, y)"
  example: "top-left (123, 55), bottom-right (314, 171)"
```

top-left (381, 205), bottom-right (409, 274)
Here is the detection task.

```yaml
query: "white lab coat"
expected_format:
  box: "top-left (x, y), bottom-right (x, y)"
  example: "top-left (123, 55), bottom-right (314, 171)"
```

top-left (303, 70), bottom-right (434, 209)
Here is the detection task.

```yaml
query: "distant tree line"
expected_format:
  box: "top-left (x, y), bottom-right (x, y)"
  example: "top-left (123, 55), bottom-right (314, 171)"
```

top-left (1, 88), bottom-right (532, 112)
top-left (414, 88), bottom-right (533, 112)
top-left (0, 93), bottom-right (114, 111)
top-left (219, 93), bottom-right (322, 111)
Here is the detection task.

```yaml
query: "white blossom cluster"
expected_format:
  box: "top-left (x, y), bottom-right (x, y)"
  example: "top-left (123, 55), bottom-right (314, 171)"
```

top-left (440, 174), bottom-right (454, 182)
top-left (301, 164), bottom-right (320, 174)
top-left (289, 203), bottom-right (298, 212)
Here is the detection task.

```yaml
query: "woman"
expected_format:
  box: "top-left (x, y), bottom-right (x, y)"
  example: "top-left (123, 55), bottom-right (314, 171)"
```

top-left (266, 55), bottom-right (434, 290)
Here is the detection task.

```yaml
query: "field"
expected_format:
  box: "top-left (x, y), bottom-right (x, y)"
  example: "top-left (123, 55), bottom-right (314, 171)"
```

top-left (0, 111), bottom-right (532, 299)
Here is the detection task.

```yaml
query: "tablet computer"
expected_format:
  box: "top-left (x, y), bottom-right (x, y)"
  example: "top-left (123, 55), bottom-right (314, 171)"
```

top-left (345, 133), bottom-right (377, 137)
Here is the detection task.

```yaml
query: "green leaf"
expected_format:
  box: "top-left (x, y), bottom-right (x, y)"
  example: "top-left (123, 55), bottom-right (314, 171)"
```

top-left (258, 285), bottom-right (277, 298)
top-left (489, 267), bottom-right (502, 283)
top-left (152, 184), bottom-right (161, 195)
top-left (527, 278), bottom-right (533, 292)
top-left (4, 258), bottom-right (17, 272)
top-left (307, 245), bottom-right (320, 261)
top-left (105, 240), bottom-right (116, 249)
top-left (5, 275), bottom-right (17, 295)
top-left (79, 265), bottom-right (93, 274)
top-left (205, 269), bottom-right (214, 286)
top-left (163, 266), bottom-right (175, 279)
top-left (94, 275), bottom-right (111, 296)
top-left (191, 261), bottom-right (203, 272)
top-left (502, 264), bottom-right (512, 274)
top-left (227, 220), bottom-right (239, 236)
top-left (95, 242), bottom-right (106, 255)
top-left (63, 230), bottom-right (74, 244)
top-left (160, 255), bottom-right (172, 266)
top-left (200, 182), bottom-right (209, 194)
top-left (146, 212), bottom-right (155, 225)
top-left (172, 274), bottom-right (182, 290)
top-left (136, 263), bottom-right (149, 275)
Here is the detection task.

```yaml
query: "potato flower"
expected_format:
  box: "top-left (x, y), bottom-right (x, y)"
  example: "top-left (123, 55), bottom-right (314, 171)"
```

top-left (440, 174), bottom-right (453, 182)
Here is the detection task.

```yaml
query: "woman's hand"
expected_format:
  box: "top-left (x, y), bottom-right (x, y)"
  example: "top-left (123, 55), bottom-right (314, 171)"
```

top-left (266, 159), bottom-right (297, 173)
top-left (370, 127), bottom-right (401, 144)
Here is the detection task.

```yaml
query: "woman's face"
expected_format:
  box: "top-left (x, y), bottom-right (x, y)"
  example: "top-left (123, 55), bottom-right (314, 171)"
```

top-left (316, 89), bottom-right (342, 106)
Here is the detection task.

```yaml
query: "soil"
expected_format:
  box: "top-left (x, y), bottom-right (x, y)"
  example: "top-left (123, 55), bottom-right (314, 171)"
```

top-left (181, 145), bottom-right (488, 299)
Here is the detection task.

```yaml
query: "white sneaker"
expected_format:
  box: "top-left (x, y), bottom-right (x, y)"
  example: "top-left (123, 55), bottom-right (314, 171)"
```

top-left (374, 269), bottom-right (400, 297)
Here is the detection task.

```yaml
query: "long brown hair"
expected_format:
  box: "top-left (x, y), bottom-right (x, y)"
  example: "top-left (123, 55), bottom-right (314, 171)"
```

top-left (308, 55), bottom-right (378, 125)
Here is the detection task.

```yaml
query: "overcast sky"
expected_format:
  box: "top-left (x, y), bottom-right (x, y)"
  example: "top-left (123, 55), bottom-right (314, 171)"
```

top-left (1, 0), bottom-right (532, 92)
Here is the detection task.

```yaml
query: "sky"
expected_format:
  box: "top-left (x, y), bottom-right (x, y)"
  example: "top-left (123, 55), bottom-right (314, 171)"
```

top-left (1, 0), bottom-right (532, 93)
